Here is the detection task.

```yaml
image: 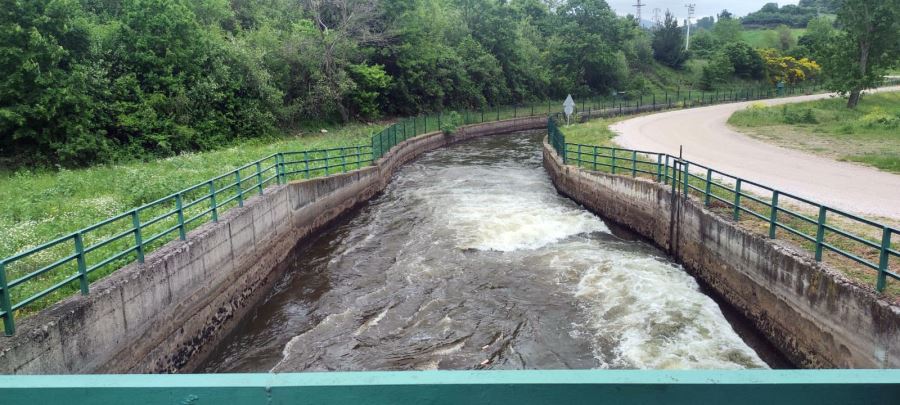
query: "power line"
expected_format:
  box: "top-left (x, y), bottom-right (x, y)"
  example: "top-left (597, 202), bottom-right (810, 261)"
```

top-left (652, 8), bottom-right (662, 27)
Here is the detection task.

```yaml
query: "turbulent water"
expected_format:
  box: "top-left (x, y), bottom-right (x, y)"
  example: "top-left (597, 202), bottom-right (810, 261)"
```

top-left (199, 131), bottom-right (770, 372)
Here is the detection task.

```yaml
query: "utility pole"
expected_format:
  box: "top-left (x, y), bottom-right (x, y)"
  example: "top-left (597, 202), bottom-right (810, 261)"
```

top-left (633, 0), bottom-right (644, 25)
top-left (684, 3), bottom-right (695, 50)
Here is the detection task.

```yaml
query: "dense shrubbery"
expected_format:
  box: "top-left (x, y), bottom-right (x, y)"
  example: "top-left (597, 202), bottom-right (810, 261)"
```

top-left (0, 0), bottom-right (656, 168)
top-left (741, 2), bottom-right (817, 28)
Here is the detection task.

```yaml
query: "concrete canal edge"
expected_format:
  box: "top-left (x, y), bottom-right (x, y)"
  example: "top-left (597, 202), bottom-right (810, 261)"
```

top-left (542, 138), bottom-right (900, 368)
top-left (0, 117), bottom-right (545, 374)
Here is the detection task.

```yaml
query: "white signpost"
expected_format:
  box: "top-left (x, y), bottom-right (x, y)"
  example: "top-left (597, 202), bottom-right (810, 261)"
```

top-left (563, 94), bottom-right (575, 126)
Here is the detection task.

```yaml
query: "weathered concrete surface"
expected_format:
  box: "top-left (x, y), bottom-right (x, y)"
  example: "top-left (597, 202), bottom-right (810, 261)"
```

top-left (0, 117), bottom-right (545, 375)
top-left (542, 139), bottom-right (900, 368)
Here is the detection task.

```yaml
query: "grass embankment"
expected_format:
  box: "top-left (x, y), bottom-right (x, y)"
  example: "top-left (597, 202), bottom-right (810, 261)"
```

top-left (728, 92), bottom-right (900, 173)
top-left (741, 28), bottom-right (806, 49)
top-left (562, 117), bottom-right (900, 300)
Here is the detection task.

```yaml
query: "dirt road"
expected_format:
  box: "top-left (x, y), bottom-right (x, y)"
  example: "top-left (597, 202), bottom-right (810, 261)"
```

top-left (611, 88), bottom-right (900, 219)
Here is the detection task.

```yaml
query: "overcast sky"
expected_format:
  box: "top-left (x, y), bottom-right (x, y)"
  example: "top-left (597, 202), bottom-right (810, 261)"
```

top-left (605, 0), bottom-right (801, 21)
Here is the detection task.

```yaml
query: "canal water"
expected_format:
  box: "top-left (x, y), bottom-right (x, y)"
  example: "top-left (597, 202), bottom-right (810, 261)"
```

top-left (199, 130), bottom-right (779, 372)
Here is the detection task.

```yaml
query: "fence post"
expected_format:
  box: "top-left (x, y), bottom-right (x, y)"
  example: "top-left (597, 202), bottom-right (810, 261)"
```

top-left (664, 155), bottom-right (670, 185)
top-left (235, 170), bottom-right (243, 208)
top-left (733, 179), bottom-right (742, 220)
top-left (631, 150), bottom-right (637, 177)
top-left (593, 146), bottom-right (598, 170)
top-left (74, 233), bottom-right (88, 295)
top-left (682, 161), bottom-right (690, 197)
top-left (876, 228), bottom-right (891, 292)
top-left (611, 148), bottom-right (617, 174)
top-left (704, 168), bottom-right (712, 206)
top-left (814, 207), bottom-right (827, 261)
top-left (132, 210), bottom-right (144, 263)
top-left (208, 181), bottom-right (218, 222)
top-left (275, 154), bottom-right (283, 185)
top-left (176, 193), bottom-right (186, 240)
top-left (656, 154), bottom-right (662, 182)
top-left (0, 260), bottom-right (14, 336)
top-left (769, 191), bottom-right (780, 239)
top-left (256, 161), bottom-right (264, 195)
top-left (514, 105), bottom-right (517, 118)
top-left (577, 144), bottom-right (582, 168)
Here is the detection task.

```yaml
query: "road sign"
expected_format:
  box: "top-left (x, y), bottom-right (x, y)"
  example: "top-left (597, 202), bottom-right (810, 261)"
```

top-left (563, 95), bottom-right (575, 124)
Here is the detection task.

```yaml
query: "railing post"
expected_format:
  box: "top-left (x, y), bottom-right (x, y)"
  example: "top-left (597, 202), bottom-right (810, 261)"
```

top-left (769, 191), bottom-right (780, 239)
top-left (631, 150), bottom-right (637, 177)
top-left (74, 232), bottom-right (88, 295)
top-left (341, 149), bottom-right (348, 173)
top-left (814, 207), bottom-right (827, 261)
top-left (611, 148), bottom-right (617, 174)
top-left (132, 210), bottom-right (144, 263)
top-left (209, 181), bottom-right (218, 222)
top-left (656, 154), bottom-right (662, 182)
top-left (733, 179), bottom-right (742, 220)
top-left (664, 155), bottom-right (670, 185)
top-left (304, 151), bottom-right (311, 179)
top-left (235, 170), bottom-right (243, 208)
top-left (593, 146), bottom-right (598, 170)
top-left (876, 228), bottom-right (891, 292)
top-left (682, 161), bottom-right (690, 197)
top-left (256, 161), bottom-right (264, 195)
top-left (414, 116), bottom-right (417, 134)
top-left (276, 153), bottom-right (284, 184)
top-left (424, 116), bottom-right (428, 133)
top-left (704, 168), bottom-right (712, 206)
top-left (175, 193), bottom-right (186, 240)
top-left (0, 260), bottom-right (14, 336)
top-left (577, 144), bottom-right (582, 168)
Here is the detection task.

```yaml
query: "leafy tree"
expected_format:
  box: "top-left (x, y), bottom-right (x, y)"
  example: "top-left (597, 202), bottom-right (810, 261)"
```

top-left (0, 0), bottom-right (106, 165)
top-left (775, 24), bottom-right (796, 51)
top-left (722, 42), bottom-right (765, 79)
top-left (651, 10), bottom-right (687, 69)
top-left (712, 16), bottom-right (742, 44)
top-left (699, 52), bottom-right (735, 90)
top-left (822, 0), bottom-right (900, 108)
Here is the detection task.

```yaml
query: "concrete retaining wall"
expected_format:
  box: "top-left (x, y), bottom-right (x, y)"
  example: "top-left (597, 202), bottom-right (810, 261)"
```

top-left (542, 139), bottom-right (900, 368)
top-left (0, 117), bottom-right (545, 375)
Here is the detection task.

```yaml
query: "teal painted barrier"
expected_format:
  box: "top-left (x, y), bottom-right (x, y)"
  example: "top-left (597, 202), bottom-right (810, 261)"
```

top-left (1, 370), bottom-right (899, 404)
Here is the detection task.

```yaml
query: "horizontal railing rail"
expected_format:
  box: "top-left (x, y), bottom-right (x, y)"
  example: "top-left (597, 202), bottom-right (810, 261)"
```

top-left (3, 79), bottom-right (891, 336)
top-left (549, 116), bottom-right (898, 295)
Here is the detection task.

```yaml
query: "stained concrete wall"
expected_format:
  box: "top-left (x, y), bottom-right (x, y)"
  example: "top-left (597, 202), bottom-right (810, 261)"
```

top-left (0, 117), bottom-right (545, 375)
top-left (542, 139), bottom-right (900, 368)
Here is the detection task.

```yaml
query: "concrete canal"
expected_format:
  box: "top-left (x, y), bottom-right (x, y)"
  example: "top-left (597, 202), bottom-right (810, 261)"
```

top-left (199, 131), bottom-right (784, 372)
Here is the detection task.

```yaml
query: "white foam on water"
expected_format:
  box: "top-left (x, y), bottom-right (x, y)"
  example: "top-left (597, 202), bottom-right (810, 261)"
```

top-left (565, 245), bottom-right (768, 369)
top-left (408, 166), bottom-right (610, 252)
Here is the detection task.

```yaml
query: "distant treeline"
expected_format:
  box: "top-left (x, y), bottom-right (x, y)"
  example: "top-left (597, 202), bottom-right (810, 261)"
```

top-left (2, 0), bottom-right (664, 167)
top-left (742, 0), bottom-right (840, 28)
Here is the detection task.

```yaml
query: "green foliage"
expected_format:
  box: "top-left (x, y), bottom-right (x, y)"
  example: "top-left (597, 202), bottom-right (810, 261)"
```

top-left (347, 64), bottom-right (392, 120)
top-left (440, 111), bottom-right (462, 135)
top-left (742, 2), bottom-right (818, 28)
top-left (819, 0), bottom-right (900, 107)
top-left (652, 11), bottom-right (687, 69)
top-left (722, 42), bottom-right (765, 79)
top-left (699, 52), bottom-right (735, 90)
top-left (712, 18), bottom-right (743, 44)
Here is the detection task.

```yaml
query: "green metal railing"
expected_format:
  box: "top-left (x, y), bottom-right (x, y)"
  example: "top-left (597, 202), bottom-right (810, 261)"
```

top-left (549, 116), bottom-right (899, 293)
top-left (2, 370), bottom-right (900, 404)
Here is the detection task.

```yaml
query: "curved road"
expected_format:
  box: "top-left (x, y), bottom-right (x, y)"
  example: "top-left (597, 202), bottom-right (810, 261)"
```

top-left (611, 87), bottom-right (900, 219)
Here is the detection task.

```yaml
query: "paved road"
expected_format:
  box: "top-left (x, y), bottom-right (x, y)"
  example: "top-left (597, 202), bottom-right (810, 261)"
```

top-left (611, 87), bottom-right (900, 219)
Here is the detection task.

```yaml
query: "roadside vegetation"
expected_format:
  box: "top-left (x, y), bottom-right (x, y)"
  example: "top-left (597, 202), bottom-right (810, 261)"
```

top-left (728, 92), bottom-right (900, 173)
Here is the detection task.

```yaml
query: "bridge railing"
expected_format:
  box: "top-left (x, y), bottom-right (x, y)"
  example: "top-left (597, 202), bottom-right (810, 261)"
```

top-left (549, 116), bottom-right (899, 294)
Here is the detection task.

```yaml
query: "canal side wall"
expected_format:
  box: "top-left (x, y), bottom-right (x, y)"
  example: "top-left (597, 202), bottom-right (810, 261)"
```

top-left (542, 139), bottom-right (900, 368)
top-left (0, 117), bottom-right (545, 375)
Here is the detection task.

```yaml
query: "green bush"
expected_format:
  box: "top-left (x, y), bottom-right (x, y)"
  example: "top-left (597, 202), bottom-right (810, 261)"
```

top-left (781, 106), bottom-right (818, 124)
top-left (441, 111), bottom-right (462, 135)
